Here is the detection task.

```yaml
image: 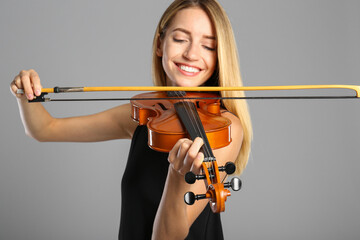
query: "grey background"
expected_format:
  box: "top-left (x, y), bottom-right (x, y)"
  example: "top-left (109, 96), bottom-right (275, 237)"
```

top-left (1, 0), bottom-right (359, 239)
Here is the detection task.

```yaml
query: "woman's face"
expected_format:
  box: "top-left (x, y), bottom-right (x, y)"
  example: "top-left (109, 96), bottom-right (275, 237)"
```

top-left (157, 7), bottom-right (217, 87)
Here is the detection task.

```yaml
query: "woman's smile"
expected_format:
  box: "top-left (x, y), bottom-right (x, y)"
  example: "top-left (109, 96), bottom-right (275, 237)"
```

top-left (175, 62), bottom-right (201, 76)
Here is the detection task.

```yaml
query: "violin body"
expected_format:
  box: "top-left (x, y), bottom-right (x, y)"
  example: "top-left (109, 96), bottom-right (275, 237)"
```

top-left (131, 91), bottom-right (241, 213)
top-left (131, 91), bottom-right (232, 152)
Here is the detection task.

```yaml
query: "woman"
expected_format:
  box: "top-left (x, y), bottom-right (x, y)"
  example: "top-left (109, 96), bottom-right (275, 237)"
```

top-left (10, 0), bottom-right (252, 239)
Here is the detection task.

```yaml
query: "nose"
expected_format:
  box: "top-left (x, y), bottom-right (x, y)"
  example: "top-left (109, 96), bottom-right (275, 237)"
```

top-left (183, 42), bottom-right (200, 61)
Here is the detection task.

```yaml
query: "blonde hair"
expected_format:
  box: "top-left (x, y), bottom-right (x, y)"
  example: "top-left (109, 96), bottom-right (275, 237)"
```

top-left (152, 0), bottom-right (252, 175)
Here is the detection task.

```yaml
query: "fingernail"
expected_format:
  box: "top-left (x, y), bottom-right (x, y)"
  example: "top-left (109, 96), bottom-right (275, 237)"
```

top-left (27, 93), bottom-right (33, 99)
top-left (35, 89), bottom-right (41, 96)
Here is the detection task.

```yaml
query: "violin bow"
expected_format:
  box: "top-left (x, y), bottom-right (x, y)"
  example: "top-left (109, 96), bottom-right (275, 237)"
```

top-left (17, 84), bottom-right (359, 213)
top-left (17, 84), bottom-right (360, 102)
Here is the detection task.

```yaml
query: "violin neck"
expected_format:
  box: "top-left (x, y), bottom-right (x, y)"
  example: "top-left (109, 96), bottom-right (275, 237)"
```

top-left (174, 101), bottom-right (215, 160)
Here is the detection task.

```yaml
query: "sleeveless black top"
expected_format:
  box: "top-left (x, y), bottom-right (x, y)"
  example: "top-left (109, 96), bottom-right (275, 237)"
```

top-left (119, 125), bottom-right (224, 239)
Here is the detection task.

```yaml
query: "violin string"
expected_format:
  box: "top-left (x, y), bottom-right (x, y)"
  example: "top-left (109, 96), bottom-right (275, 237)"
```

top-left (221, 174), bottom-right (227, 184)
top-left (175, 91), bottom-right (215, 184)
top-left (174, 91), bottom-right (215, 183)
top-left (189, 98), bottom-right (216, 182)
top-left (174, 91), bottom-right (206, 158)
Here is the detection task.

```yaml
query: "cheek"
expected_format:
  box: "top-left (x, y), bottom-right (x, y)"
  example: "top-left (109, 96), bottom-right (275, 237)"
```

top-left (161, 50), bottom-right (172, 74)
top-left (161, 42), bottom-right (179, 72)
top-left (163, 41), bottom-right (178, 61)
top-left (160, 43), bottom-right (170, 70)
top-left (206, 53), bottom-right (217, 73)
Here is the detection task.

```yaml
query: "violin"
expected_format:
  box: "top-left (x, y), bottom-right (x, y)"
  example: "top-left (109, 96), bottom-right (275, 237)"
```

top-left (131, 91), bottom-right (241, 213)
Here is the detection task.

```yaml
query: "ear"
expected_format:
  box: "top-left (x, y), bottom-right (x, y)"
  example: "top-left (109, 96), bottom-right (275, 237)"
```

top-left (156, 35), bottom-right (163, 57)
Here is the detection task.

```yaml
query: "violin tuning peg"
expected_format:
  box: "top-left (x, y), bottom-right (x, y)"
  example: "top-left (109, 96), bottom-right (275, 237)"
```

top-left (185, 171), bottom-right (206, 184)
top-left (184, 192), bottom-right (207, 205)
top-left (185, 172), bottom-right (196, 184)
top-left (184, 192), bottom-right (195, 205)
top-left (219, 162), bottom-right (236, 175)
top-left (224, 177), bottom-right (242, 191)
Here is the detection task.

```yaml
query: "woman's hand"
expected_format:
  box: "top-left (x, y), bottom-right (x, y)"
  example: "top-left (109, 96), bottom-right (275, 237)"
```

top-left (10, 69), bottom-right (42, 100)
top-left (167, 137), bottom-right (205, 176)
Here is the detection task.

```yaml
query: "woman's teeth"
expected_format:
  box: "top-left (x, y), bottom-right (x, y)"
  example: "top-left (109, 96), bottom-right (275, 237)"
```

top-left (179, 65), bottom-right (200, 73)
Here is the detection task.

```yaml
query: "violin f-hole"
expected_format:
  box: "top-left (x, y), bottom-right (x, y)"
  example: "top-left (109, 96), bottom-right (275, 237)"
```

top-left (156, 102), bottom-right (168, 111)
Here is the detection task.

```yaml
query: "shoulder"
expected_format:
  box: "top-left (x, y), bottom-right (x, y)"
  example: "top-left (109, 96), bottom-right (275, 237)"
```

top-left (211, 110), bottom-right (243, 164)
top-left (221, 110), bottom-right (243, 143)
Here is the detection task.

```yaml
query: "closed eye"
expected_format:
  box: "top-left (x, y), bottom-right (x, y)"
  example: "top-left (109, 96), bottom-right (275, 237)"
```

top-left (173, 38), bottom-right (186, 43)
top-left (203, 45), bottom-right (216, 51)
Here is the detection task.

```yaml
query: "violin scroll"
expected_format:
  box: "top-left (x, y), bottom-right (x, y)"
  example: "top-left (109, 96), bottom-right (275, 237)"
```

top-left (184, 161), bottom-right (242, 213)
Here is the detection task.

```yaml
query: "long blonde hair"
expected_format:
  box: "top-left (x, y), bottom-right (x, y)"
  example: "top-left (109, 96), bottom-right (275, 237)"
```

top-left (152, 0), bottom-right (252, 175)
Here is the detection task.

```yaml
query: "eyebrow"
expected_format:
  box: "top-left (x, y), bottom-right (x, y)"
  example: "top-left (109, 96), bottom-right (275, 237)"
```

top-left (172, 28), bottom-right (216, 40)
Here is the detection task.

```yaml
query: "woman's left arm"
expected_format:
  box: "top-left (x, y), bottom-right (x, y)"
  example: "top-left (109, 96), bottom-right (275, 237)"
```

top-left (152, 112), bottom-right (243, 240)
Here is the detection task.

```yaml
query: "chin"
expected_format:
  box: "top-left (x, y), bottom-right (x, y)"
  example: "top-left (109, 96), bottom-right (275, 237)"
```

top-left (177, 82), bottom-right (196, 87)
top-left (174, 78), bottom-right (206, 87)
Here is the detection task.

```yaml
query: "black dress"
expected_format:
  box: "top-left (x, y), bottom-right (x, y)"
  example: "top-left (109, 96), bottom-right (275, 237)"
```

top-left (119, 125), bottom-right (224, 239)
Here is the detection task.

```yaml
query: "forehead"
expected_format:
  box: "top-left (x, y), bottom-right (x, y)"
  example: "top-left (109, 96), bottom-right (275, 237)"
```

top-left (168, 7), bottom-right (215, 37)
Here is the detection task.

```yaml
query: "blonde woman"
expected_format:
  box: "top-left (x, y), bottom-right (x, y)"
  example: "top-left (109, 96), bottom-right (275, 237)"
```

top-left (10, 0), bottom-right (252, 239)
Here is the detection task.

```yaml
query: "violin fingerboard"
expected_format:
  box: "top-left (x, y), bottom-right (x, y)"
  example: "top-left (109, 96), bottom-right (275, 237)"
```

top-left (174, 101), bottom-right (214, 158)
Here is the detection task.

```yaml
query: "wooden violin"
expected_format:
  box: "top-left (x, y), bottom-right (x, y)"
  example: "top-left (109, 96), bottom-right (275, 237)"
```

top-left (131, 91), bottom-right (242, 213)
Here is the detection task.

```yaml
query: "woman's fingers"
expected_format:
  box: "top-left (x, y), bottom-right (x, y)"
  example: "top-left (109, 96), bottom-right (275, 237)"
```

top-left (168, 137), bottom-right (204, 175)
top-left (168, 138), bottom-right (189, 164)
top-left (168, 138), bottom-right (192, 171)
top-left (29, 70), bottom-right (42, 96)
top-left (181, 137), bottom-right (204, 175)
top-left (10, 75), bottom-right (22, 97)
top-left (20, 70), bottom-right (34, 100)
top-left (189, 151), bottom-right (204, 175)
top-left (10, 69), bottom-right (42, 100)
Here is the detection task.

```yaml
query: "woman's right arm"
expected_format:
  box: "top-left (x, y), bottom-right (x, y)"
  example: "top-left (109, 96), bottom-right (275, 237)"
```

top-left (10, 69), bottom-right (138, 142)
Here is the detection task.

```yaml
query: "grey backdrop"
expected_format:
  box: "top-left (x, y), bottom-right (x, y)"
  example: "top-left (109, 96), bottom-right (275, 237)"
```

top-left (1, 0), bottom-right (359, 239)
